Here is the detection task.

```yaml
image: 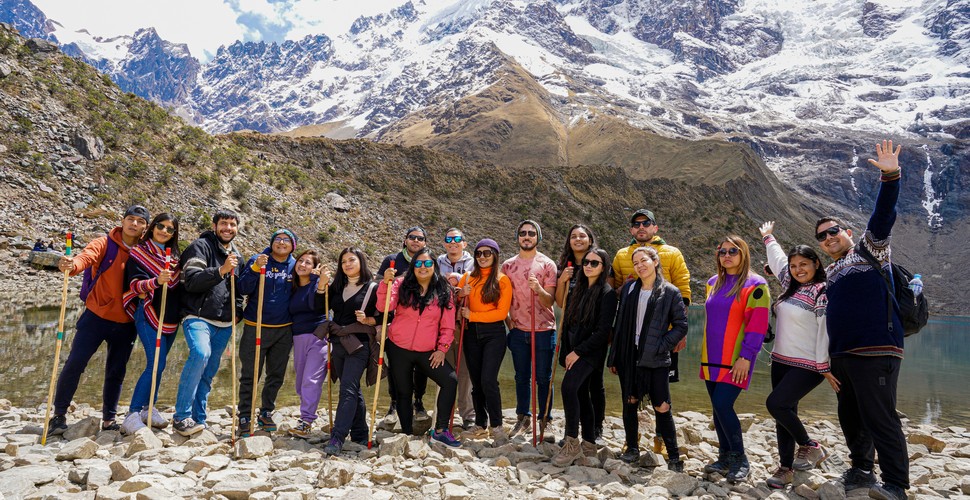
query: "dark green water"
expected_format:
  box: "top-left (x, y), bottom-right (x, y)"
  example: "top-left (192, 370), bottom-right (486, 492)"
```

top-left (3, 307), bottom-right (968, 427)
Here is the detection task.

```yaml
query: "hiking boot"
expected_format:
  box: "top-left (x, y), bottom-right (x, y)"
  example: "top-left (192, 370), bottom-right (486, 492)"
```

top-left (460, 425), bottom-right (489, 440)
top-left (381, 403), bottom-right (399, 430)
top-left (704, 449), bottom-right (730, 475)
top-left (841, 467), bottom-right (877, 492)
top-left (490, 425), bottom-right (509, 446)
top-left (619, 447), bottom-right (640, 464)
top-left (257, 410), bottom-right (277, 432)
top-left (140, 408), bottom-right (169, 429)
top-left (121, 412), bottom-right (146, 436)
top-left (47, 414), bottom-right (68, 437)
top-left (173, 417), bottom-right (204, 437)
top-left (553, 436), bottom-right (583, 467)
top-left (509, 415), bottom-right (532, 438)
top-left (236, 417), bottom-right (252, 438)
top-left (766, 466), bottom-right (793, 489)
top-left (101, 420), bottom-right (120, 431)
top-left (868, 483), bottom-right (907, 500)
top-left (323, 437), bottom-right (343, 455)
top-left (288, 419), bottom-right (312, 439)
top-left (726, 451), bottom-right (750, 484)
top-left (667, 458), bottom-right (685, 472)
top-left (414, 400), bottom-right (429, 420)
top-left (430, 429), bottom-right (461, 447)
top-left (581, 440), bottom-right (598, 458)
top-left (793, 441), bottom-right (828, 471)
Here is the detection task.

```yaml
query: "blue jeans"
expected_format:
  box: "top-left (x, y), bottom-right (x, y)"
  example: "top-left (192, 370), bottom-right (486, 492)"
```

top-left (129, 304), bottom-right (178, 412)
top-left (705, 380), bottom-right (744, 452)
top-left (174, 318), bottom-right (232, 423)
top-left (507, 328), bottom-right (555, 418)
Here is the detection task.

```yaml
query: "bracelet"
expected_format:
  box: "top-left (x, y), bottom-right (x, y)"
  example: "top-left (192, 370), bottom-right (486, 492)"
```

top-left (880, 168), bottom-right (901, 182)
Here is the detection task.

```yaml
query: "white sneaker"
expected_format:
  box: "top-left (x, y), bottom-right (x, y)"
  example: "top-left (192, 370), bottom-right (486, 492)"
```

top-left (140, 408), bottom-right (169, 429)
top-left (121, 412), bottom-right (146, 436)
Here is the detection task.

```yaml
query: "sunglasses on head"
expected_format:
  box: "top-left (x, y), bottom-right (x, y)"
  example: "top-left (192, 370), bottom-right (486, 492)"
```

top-left (815, 225), bottom-right (843, 242)
top-left (155, 224), bottom-right (175, 234)
top-left (474, 250), bottom-right (493, 258)
top-left (406, 234), bottom-right (426, 242)
top-left (581, 259), bottom-right (602, 268)
top-left (631, 220), bottom-right (654, 228)
top-left (444, 235), bottom-right (463, 243)
top-left (717, 247), bottom-right (740, 257)
top-left (413, 259), bottom-right (435, 268)
top-left (518, 230), bottom-right (538, 238)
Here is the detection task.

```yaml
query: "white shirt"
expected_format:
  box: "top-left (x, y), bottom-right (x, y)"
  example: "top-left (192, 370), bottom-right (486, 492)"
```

top-left (634, 289), bottom-right (652, 346)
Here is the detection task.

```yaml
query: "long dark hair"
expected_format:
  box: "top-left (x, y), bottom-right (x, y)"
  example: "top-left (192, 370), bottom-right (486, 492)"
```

top-left (470, 247), bottom-right (501, 305)
top-left (334, 247), bottom-right (373, 288)
top-left (292, 249), bottom-right (320, 290)
top-left (713, 234), bottom-right (753, 299)
top-left (398, 248), bottom-right (453, 311)
top-left (557, 224), bottom-right (595, 277)
top-left (142, 213), bottom-right (180, 258)
top-left (564, 248), bottom-right (611, 328)
top-left (774, 245), bottom-right (825, 307)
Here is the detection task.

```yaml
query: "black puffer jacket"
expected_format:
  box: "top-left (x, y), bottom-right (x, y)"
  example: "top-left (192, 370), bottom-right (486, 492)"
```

top-left (607, 279), bottom-right (688, 372)
top-left (179, 231), bottom-right (244, 322)
top-left (558, 284), bottom-right (617, 367)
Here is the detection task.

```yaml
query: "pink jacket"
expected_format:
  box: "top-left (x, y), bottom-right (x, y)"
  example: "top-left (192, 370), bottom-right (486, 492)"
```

top-left (377, 277), bottom-right (456, 353)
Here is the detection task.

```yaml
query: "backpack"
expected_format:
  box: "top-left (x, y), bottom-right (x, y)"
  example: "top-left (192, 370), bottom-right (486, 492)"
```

top-left (79, 234), bottom-right (120, 302)
top-left (856, 242), bottom-right (929, 337)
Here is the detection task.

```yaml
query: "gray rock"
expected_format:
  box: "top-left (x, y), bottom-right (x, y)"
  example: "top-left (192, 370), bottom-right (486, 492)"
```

top-left (63, 416), bottom-right (100, 440)
top-left (109, 459), bottom-right (140, 481)
top-left (908, 432), bottom-right (946, 453)
top-left (794, 483), bottom-right (820, 500)
top-left (184, 454), bottom-right (231, 473)
top-left (648, 468), bottom-right (698, 497)
top-left (212, 479), bottom-right (272, 500)
top-left (26, 38), bottom-right (58, 53)
top-left (126, 427), bottom-right (162, 457)
top-left (0, 62), bottom-right (11, 79)
top-left (135, 486), bottom-right (173, 500)
top-left (817, 480), bottom-right (847, 500)
top-left (56, 436), bottom-right (99, 461)
top-left (317, 460), bottom-right (359, 488)
top-left (961, 476), bottom-right (970, 495)
top-left (0, 474), bottom-right (33, 499)
top-left (0, 464), bottom-right (60, 486)
top-left (71, 132), bottom-right (105, 161)
top-left (405, 438), bottom-right (430, 459)
top-left (119, 477), bottom-right (153, 493)
top-left (68, 467), bottom-right (88, 485)
top-left (325, 192), bottom-right (351, 212)
top-left (378, 433), bottom-right (409, 457)
top-left (235, 435), bottom-right (274, 459)
top-left (86, 464), bottom-right (112, 488)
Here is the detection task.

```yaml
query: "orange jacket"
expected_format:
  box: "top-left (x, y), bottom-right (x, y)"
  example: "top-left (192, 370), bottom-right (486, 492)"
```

top-left (459, 267), bottom-right (513, 323)
top-left (70, 227), bottom-right (133, 323)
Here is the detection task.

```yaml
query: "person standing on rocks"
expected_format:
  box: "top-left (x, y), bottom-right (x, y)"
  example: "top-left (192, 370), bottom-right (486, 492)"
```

top-left (759, 222), bottom-right (835, 489)
top-left (555, 224), bottom-right (607, 441)
top-left (610, 210), bottom-right (691, 384)
top-left (316, 248), bottom-right (384, 453)
top-left (377, 248), bottom-right (460, 447)
top-left (235, 229), bottom-right (298, 437)
top-left (700, 235), bottom-right (770, 484)
top-left (553, 248), bottom-right (617, 467)
top-left (47, 205), bottom-right (149, 436)
top-left (172, 209), bottom-right (243, 437)
top-left (437, 227), bottom-right (476, 430)
top-left (456, 238), bottom-right (512, 442)
top-left (502, 220), bottom-right (558, 438)
top-left (120, 213), bottom-right (183, 435)
top-left (607, 247), bottom-right (688, 470)
top-left (814, 140), bottom-right (910, 500)
top-left (377, 226), bottom-right (431, 426)
top-left (286, 249), bottom-right (328, 439)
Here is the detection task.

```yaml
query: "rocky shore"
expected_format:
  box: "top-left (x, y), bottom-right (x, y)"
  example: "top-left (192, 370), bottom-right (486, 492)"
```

top-left (0, 401), bottom-right (967, 500)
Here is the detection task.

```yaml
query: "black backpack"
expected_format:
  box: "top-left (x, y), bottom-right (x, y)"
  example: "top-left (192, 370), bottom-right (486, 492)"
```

top-left (856, 243), bottom-right (929, 337)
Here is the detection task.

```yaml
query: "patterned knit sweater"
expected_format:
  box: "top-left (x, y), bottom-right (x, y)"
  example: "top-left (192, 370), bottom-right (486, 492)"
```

top-left (763, 235), bottom-right (829, 373)
top-left (701, 273), bottom-right (770, 390)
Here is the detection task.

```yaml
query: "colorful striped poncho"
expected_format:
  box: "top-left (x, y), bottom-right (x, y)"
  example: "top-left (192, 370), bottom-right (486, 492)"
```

top-left (700, 273), bottom-right (770, 390)
top-left (122, 241), bottom-right (181, 334)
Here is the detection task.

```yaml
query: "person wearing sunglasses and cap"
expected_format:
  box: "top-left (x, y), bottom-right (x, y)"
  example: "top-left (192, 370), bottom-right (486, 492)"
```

top-left (456, 238), bottom-right (513, 442)
top-left (437, 228), bottom-right (476, 430)
top-left (814, 140), bottom-right (910, 500)
top-left (378, 248), bottom-right (461, 447)
top-left (235, 228), bottom-right (298, 437)
top-left (376, 226), bottom-right (431, 428)
top-left (47, 205), bottom-right (150, 436)
top-left (701, 235), bottom-right (770, 484)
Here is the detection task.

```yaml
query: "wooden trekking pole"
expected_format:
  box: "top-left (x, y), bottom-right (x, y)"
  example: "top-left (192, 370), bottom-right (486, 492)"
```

top-left (42, 232), bottom-right (72, 445)
top-left (448, 274), bottom-right (469, 433)
top-left (249, 265), bottom-right (266, 436)
top-left (230, 272), bottom-right (238, 445)
top-left (530, 290), bottom-right (538, 447)
top-left (368, 261), bottom-right (395, 449)
top-left (325, 280), bottom-right (334, 431)
top-left (145, 248), bottom-right (172, 430)
top-left (540, 262), bottom-right (570, 442)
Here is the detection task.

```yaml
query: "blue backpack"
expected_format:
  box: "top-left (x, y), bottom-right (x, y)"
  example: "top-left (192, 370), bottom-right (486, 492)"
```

top-left (78, 234), bottom-right (120, 302)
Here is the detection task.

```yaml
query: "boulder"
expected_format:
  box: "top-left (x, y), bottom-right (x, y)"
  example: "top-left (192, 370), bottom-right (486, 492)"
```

top-left (325, 192), bottom-right (351, 212)
top-left (212, 479), bottom-right (272, 500)
top-left (72, 131), bottom-right (105, 161)
top-left (908, 433), bottom-right (946, 453)
top-left (55, 437), bottom-right (98, 461)
top-left (109, 459), bottom-right (140, 481)
top-left (378, 433), bottom-right (408, 457)
top-left (317, 460), bottom-right (361, 488)
top-left (126, 427), bottom-right (162, 457)
top-left (0, 62), bottom-right (12, 78)
top-left (235, 435), bottom-right (274, 459)
top-left (86, 464), bottom-right (112, 488)
top-left (405, 438), bottom-right (430, 459)
top-left (0, 464), bottom-right (60, 486)
top-left (184, 454), bottom-right (231, 473)
top-left (26, 38), bottom-right (58, 53)
top-left (63, 416), bottom-right (100, 440)
top-left (794, 483), bottom-right (820, 500)
top-left (648, 468), bottom-right (698, 497)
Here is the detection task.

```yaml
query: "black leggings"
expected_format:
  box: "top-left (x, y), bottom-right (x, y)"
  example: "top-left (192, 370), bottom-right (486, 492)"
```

top-left (618, 366), bottom-right (675, 450)
top-left (385, 340), bottom-right (457, 434)
top-left (463, 321), bottom-right (507, 428)
top-left (561, 357), bottom-right (595, 441)
top-left (589, 354), bottom-right (606, 432)
top-left (766, 362), bottom-right (824, 467)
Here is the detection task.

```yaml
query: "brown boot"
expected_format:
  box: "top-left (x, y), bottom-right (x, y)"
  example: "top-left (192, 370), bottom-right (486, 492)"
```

top-left (553, 436), bottom-right (582, 467)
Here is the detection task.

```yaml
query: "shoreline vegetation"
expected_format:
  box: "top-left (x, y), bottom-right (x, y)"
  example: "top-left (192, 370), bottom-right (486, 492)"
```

top-left (0, 401), bottom-right (967, 499)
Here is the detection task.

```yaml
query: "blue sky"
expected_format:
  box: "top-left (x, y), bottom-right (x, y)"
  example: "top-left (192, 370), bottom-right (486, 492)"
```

top-left (33, 0), bottom-right (409, 61)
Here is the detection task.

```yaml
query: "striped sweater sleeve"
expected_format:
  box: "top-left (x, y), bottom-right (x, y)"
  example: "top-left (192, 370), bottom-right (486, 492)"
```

top-left (739, 281), bottom-right (771, 361)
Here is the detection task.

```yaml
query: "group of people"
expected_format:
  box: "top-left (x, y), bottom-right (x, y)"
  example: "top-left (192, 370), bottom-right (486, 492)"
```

top-left (43, 140), bottom-right (911, 500)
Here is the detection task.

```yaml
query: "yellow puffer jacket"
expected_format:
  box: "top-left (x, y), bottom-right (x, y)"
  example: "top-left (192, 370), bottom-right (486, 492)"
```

top-left (610, 236), bottom-right (692, 304)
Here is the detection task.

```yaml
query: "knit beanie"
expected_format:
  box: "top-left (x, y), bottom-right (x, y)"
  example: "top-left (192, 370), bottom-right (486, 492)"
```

top-left (517, 220), bottom-right (542, 242)
top-left (270, 228), bottom-right (297, 252)
top-left (475, 238), bottom-right (500, 254)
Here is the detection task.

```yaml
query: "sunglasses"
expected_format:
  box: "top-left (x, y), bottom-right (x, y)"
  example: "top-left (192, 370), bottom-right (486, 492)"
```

top-left (413, 259), bottom-right (435, 268)
top-left (717, 247), bottom-right (740, 257)
top-left (444, 235), bottom-right (463, 243)
top-left (815, 225), bottom-right (843, 242)
top-left (631, 220), bottom-right (654, 228)
top-left (273, 236), bottom-right (291, 244)
top-left (474, 250), bottom-right (493, 258)
top-left (518, 230), bottom-right (538, 238)
top-left (581, 259), bottom-right (602, 268)
top-left (406, 234), bottom-right (426, 242)
top-left (155, 224), bottom-right (175, 235)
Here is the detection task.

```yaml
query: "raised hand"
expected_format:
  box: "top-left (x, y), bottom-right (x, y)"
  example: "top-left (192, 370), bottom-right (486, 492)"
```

top-left (867, 139), bottom-right (902, 173)
top-left (759, 221), bottom-right (775, 238)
